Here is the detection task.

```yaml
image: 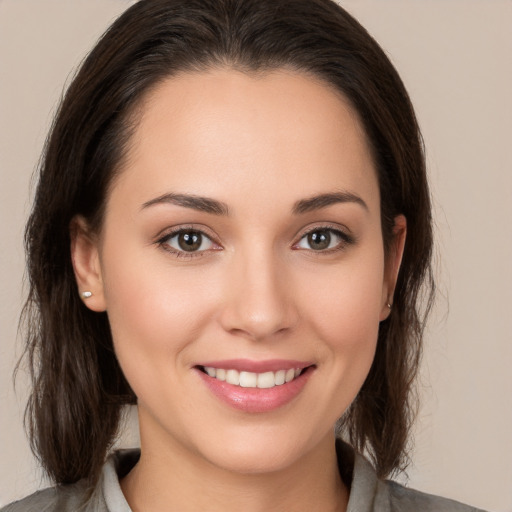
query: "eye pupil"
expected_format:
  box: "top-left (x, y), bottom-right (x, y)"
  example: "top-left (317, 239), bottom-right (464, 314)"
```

top-left (178, 231), bottom-right (202, 251)
top-left (308, 230), bottom-right (331, 250)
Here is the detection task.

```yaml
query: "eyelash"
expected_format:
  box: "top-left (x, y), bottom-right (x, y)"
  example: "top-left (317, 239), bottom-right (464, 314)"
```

top-left (293, 225), bottom-right (355, 254)
top-left (156, 226), bottom-right (219, 259)
top-left (156, 225), bottom-right (355, 259)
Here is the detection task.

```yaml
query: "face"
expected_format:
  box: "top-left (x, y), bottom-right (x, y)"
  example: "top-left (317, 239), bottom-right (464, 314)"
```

top-left (73, 68), bottom-right (404, 475)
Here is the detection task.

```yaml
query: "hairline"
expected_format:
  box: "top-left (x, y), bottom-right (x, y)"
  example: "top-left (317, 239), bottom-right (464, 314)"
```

top-left (96, 63), bottom-right (384, 237)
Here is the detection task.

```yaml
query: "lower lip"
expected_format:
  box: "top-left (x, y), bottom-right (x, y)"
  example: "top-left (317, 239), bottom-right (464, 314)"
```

top-left (196, 367), bottom-right (314, 413)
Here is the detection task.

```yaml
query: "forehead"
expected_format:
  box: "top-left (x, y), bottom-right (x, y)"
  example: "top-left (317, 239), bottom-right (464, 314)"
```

top-left (112, 68), bottom-right (379, 214)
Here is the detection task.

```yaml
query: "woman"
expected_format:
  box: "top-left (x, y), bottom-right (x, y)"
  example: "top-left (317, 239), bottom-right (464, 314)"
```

top-left (3, 0), bottom-right (487, 511)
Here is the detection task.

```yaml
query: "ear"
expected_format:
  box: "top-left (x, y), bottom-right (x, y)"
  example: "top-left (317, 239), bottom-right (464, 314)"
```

top-left (380, 214), bottom-right (407, 321)
top-left (70, 216), bottom-right (107, 312)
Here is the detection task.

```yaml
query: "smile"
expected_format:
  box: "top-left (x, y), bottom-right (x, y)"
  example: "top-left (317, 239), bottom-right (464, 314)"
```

top-left (201, 367), bottom-right (303, 388)
top-left (195, 359), bottom-right (315, 412)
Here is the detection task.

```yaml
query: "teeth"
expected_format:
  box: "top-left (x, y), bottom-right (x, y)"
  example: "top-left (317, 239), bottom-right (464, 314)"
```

top-left (226, 369), bottom-right (240, 386)
top-left (203, 367), bottom-right (304, 389)
top-left (274, 370), bottom-right (286, 386)
top-left (239, 371), bottom-right (257, 388)
top-left (205, 367), bottom-right (216, 377)
top-left (257, 371), bottom-right (275, 389)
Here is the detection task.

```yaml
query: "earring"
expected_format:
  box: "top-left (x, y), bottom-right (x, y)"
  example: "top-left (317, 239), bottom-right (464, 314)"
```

top-left (387, 302), bottom-right (392, 309)
top-left (81, 291), bottom-right (92, 299)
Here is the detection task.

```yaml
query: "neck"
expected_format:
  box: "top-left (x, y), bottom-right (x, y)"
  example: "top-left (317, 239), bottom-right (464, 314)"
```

top-left (121, 421), bottom-right (349, 512)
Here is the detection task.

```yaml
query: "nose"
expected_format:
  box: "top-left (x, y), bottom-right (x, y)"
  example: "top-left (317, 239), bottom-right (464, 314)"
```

top-left (218, 247), bottom-right (299, 341)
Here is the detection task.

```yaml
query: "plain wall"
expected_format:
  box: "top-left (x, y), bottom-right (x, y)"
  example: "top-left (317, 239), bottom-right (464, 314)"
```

top-left (1, 1), bottom-right (511, 510)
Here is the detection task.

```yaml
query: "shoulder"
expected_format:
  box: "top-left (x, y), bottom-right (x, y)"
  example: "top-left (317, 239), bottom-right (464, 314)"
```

top-left (1, 449), bottom-right (138, 512)
top-left (0, 480), bottom-right (97, 512)
top-left (383, 480), bottom-right (487, 512)
top-left (340, 440), bottom-right (488, 512)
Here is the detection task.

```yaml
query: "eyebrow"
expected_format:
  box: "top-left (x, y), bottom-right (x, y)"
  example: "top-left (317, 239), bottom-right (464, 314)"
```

top-left (141, 190), bottom-right (367, 216)
top-left (292, 191), bottom-right (368, 215)
top-left (141, 193), bottom-right (230, 215)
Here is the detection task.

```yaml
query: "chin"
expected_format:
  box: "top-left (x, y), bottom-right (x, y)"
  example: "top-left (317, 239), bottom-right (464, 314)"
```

top-left (194, 426), bottom-right (330, 475)
top-left (205, 446), bottom-right (300, 475)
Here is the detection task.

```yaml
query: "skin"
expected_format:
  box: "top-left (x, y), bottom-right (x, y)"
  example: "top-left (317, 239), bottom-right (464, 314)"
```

top-left (72, 68), bottom-right (406, 512)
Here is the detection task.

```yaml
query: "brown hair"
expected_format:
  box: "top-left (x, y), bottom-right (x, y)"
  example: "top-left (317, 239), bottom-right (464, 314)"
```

top-left (21, 0), bottom-right (434, 487)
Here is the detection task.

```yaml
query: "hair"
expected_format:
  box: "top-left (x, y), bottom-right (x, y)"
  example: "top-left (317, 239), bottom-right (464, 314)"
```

top-left (21, 0), bottom-right (434, 487)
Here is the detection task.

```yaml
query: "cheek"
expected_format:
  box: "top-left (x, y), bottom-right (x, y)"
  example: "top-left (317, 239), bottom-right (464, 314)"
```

top-left (307, 251), bottom-right (385, 344)
top-left (301, 248), bottom-right (385, 406)
top-left (99, 244), bottom-right (220, 392)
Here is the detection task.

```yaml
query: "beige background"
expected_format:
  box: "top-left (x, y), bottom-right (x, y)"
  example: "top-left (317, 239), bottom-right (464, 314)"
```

top-left (1, 0), bottom-right (511, 510)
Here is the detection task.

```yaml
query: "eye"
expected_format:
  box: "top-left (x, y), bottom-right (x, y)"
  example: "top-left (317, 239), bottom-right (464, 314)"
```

top-left (160, 229), bottom-right (215, 254)
top-left (295, 228), bottom-right (351, 251)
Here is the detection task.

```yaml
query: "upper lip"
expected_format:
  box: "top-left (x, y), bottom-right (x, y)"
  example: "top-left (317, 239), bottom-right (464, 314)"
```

top-left (195, 359), bottom-right (314, 373)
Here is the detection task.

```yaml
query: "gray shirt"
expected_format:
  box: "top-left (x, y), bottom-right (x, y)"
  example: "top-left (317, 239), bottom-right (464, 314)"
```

top-left (1, 442), bottom-right (486, 511)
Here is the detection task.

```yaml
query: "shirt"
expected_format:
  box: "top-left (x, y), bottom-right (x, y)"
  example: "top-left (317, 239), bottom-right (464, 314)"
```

top-left (1, 441), bottom-right (487, 511)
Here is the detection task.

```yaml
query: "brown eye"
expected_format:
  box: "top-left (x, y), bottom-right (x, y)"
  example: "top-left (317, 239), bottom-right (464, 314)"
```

top-left (295, 228), bottom-right (352, 252)
top-left (178, 231), bottom-right (202, 251)
top-left (307, 230), bottom-right (331, 250)
top-left (162, 230), bottom-right (214, 253)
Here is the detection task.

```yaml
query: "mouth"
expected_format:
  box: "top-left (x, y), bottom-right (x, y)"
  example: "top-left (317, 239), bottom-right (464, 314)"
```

top-left (197, 366), bottom-right (308, 389)
top-left (194, 361), bottom-right (315, 413)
